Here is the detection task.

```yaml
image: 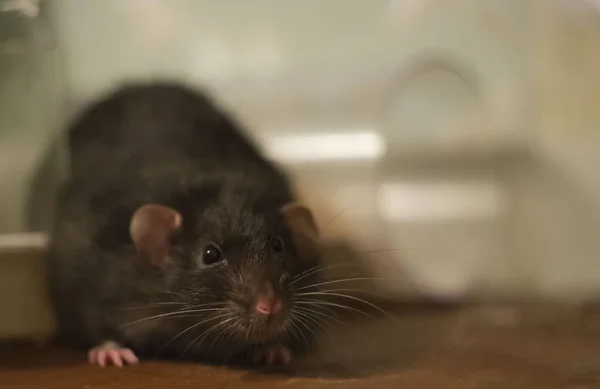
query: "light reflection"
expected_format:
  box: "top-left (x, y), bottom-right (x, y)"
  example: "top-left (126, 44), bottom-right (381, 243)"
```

top-left (377, 180), bottom-right (506, 222)
top-left (0, 232), bottom-right (47, 250)
top-left (191, 39), bottom-right (234, 82)
top-left (0, 0), bottom-right (40, 18)
top-left (261, 130), bottom-right (386, 163)
top-left (240, 33), bottom-right (283, 77)
top-left (126, 0), bottom-right (175, 45)
top-left (387, 0), bottom-right (428, 26)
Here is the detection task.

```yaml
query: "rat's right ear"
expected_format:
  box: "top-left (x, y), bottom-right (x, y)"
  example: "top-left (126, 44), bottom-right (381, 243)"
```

top-left (129, 204), bottom-right (182, 266)
top-left (280, 203), bottom-right (320, 260)
top-left (280, 202), bottom-right (319, 240)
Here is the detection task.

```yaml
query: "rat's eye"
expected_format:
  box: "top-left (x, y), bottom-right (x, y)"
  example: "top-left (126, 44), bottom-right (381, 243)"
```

top-left (202, 244), bottom-right (222, 265)
top-left (272, 237), bottom-right (284, 253)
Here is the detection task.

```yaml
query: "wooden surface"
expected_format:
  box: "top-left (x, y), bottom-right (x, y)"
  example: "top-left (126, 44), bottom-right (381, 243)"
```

top-left (3, 303), bottom-right (600, 388)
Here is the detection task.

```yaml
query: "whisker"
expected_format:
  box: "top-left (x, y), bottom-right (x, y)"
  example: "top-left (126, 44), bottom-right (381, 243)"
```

top-left (121, 308), bottom-right (227, 328)
top-left (295, 299), bottom-right (338, 317)
top-left (207, 318), bottom-right (237, 352)
top-left (289, 312), bottom-right (318, 339)
top-left (294, 305), bottom-right (350, 331)
top-left (178, 301), bottom-right (227, 310)
top-left (298, 292), bottom-right (397, 321)
top-left (231, 323), bottom-right (246, 341)
top-left (296, 277), bottom-right (397, 291)
top-left (119, 300), bottom-right (225, 313)
top-left (157, 290), bottom-right (189, 299)
top-left (286, 316), bottom-right (309, 348)
top-left (154, 313), bottom-right (230, 357)
top-left (290, 265), bottom-right (322, 286)
top-left (295, 299), bottom-right (376, 320)
top-left (118, 302), bottom-right (188, 312)
top-left (362, 249), bottom-right (403, 254)
top-left (244, 323), bottom-right (250, 344)
top-left (322, 201), bottom-right (355, 228)
top-left (293, 262), bottom-right (346, 280)
top-left (278, 323), bottom-right (291, 342)
top-left (291, 263), bottom-right (366, 286)
top-left (181, 317), bottom-right (235, 358)
top-left (194, 318), bottom-right (236, 354)
top-left (292, 309), bottom-right (333, 339)
top-left (302, 287), bottom-right (389, 299)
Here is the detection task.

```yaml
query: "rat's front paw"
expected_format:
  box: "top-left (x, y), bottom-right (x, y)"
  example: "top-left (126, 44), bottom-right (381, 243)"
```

top-left (88, 340), bottom-right (139, 367)
top-left (251, 345), bottom-right (292, 366)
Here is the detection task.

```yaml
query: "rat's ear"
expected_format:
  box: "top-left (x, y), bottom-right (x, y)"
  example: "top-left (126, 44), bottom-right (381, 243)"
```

top-left (129, 204), bottom-right (182, 266)
top-left (280, 202), bottom-right (319, 240)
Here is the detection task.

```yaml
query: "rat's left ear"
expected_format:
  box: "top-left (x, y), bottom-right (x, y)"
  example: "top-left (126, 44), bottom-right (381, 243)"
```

top-left (129, 204), bottom-right (182, 266)
top-left (280, 202), bottom-right (319, 240)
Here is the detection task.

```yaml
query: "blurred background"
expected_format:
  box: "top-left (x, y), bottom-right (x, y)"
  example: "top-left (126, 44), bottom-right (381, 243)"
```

top-left (1, 0), bottom-right (600, 339)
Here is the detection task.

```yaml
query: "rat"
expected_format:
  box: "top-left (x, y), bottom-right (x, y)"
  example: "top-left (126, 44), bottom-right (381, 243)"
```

top-left (46, 81), bottom-right (323, 368)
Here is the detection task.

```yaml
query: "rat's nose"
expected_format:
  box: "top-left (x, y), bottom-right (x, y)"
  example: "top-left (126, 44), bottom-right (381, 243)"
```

top-left (254, 282), bottom-right (282, 315)
top-left (255, 296), bottom-right (282, 315)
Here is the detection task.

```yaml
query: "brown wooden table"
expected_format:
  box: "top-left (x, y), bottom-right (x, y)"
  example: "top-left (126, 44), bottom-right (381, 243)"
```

top-left (3, 303), bottom-right (600, 388)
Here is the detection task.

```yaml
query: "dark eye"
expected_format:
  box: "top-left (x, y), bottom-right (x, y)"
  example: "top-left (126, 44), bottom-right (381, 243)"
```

top-left (272, 237), bottom-right (284, 253)
top-left (202, 244), bottom-right (223, 265)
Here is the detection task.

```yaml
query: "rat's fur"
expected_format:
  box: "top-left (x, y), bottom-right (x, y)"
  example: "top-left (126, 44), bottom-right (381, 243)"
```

top-left (47, 82), bottom-right (321, 365)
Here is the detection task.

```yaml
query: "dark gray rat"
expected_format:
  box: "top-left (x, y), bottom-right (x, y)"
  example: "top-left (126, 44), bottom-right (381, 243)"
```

top-left (46, 82), bottom-right (323, 368)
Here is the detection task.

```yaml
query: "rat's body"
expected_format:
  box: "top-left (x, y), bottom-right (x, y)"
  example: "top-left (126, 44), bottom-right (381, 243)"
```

top-left (47, 82), bottom-right (322, 367)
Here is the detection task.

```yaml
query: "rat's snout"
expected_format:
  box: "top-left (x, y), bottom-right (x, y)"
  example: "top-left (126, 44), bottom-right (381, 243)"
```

top-left (254, 282), bottom-right (282, 316)
top-left (229, 278), bottom-right (288, 342)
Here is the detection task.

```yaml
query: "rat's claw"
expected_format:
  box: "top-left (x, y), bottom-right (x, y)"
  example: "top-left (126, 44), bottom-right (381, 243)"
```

top-left (252, 345), bottom-right (292, 366)
top-left (87, 341), bottom-right (139, 367)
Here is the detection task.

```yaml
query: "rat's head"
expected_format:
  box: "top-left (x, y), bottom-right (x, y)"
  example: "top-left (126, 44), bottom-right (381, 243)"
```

top-left (128, 195), bottom-right (321, 345)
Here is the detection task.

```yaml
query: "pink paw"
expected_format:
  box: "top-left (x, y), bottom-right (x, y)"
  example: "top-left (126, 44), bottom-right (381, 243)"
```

top-left (87, 341), bottom-right (139, 367)
top-left (252, 345), bottom-right (292, 366)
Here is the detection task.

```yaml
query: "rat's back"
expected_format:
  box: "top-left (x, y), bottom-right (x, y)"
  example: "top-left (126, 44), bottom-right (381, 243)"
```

top-left (67, 82), bottom-right (280, 182)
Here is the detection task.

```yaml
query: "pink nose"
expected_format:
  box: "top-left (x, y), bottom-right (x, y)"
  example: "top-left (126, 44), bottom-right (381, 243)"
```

top-left (255, 296), bottom-right (282, 315)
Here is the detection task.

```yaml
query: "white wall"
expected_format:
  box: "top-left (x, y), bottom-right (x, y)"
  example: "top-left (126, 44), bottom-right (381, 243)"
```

top-left (530, 0), bottom-right (600, 211)
top-left (1, 0), bottom-right (529, 231)
top-left (10, 0), bottom-right (600, 301)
